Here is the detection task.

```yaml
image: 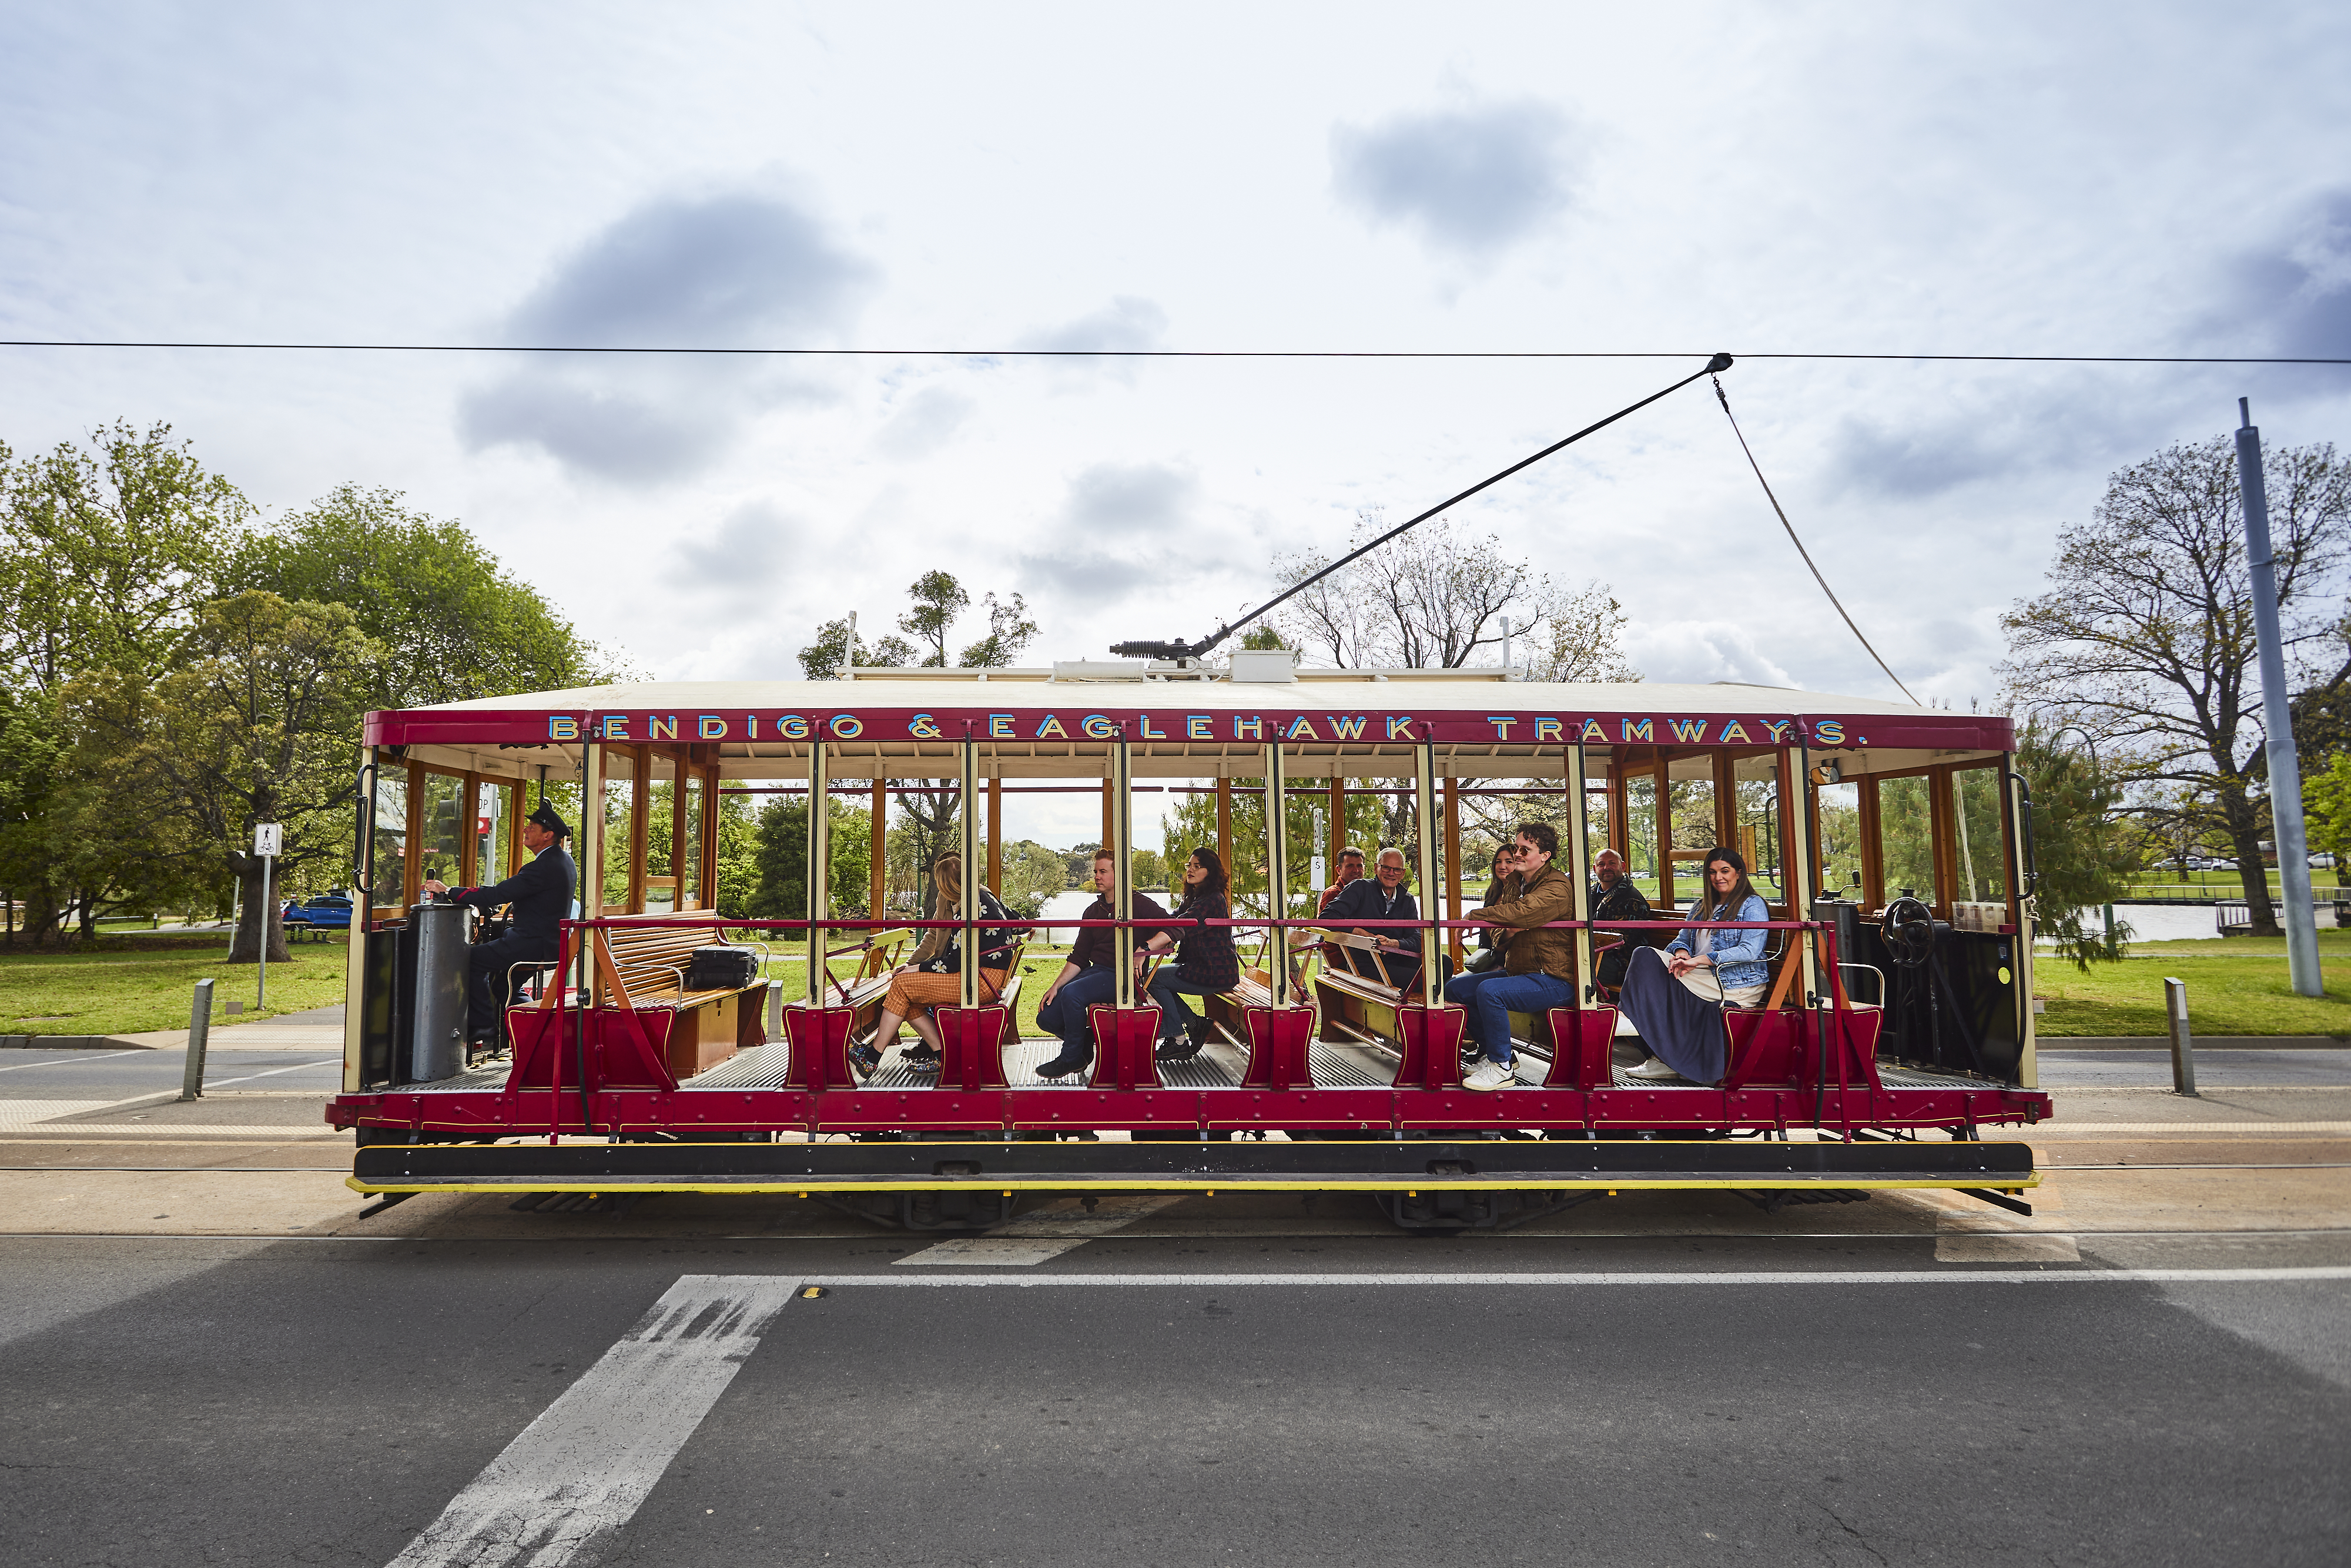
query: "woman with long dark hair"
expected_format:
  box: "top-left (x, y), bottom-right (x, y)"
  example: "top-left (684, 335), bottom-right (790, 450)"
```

top-left (1616, 845), bottom-right (1771, 1084)
top-left (1144, 846), bottom-right (1240, 1063)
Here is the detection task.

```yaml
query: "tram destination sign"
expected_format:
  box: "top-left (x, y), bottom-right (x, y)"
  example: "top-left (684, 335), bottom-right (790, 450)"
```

top-left (366, 703), bottom-right (2011, 754)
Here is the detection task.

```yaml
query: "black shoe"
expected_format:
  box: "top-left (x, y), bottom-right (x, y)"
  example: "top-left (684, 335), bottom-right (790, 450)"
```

top-left (1185, 1018), bottom-right (1213, 1051)
top-left (1036, 1054), bottom-right (1091, 1080)
top-left (901, 1044), bottom-right (940, 1064)
top-left (1155, 1038), bottom-right (1203, 1064)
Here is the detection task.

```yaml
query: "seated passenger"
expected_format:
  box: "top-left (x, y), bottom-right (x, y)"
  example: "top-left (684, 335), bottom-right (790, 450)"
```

top-left (1322, 847), bottom-right (1428, 989)
top-left (1317, 846), bottom-right (1366, 914)
top-left (852, 854), bottom-right (1014, 1079)
top-left (1619, 846), bottom-right (1771, 1084)
top-left (1464, 846), bottom-right (1516, 971)
top-left (1034, 849), bottom-right (1168, 1080)
top-left (1144, 847), bottom-right (1241, 1064)
top-left (1444, 822), bottom-right (1578, 1092)
top-left (1588, 847), bottom-right (1657, 993)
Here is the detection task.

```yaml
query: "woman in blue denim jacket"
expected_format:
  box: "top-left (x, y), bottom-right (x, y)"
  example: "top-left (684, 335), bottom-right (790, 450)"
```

top-left (1620, 847), bottom-right (1773, 1083)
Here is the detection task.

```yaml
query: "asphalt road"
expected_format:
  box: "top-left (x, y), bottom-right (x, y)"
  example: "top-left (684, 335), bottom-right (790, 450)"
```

top-left (0, 1226), bottom-right (2344, 1568)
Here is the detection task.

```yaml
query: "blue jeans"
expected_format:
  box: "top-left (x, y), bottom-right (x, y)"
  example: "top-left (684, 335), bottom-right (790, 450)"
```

top-left (1147, 967), bottom-right (1221, 1043)
top-left (1444, 969), bottom-right (1576, 1064)
top-left (1035, 967), bottom-right (1118, 1061)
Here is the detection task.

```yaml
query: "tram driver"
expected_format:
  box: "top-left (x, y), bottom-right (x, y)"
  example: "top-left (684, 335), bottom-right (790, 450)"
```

top-left (1034, 849), bottom-right (1168, 1080)
top-left (420, 799), bottom-right (577, 1054)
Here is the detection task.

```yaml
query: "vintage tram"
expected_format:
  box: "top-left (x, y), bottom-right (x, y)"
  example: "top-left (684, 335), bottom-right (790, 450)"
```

top-left (330, 656), bottom-right (2047, 1228)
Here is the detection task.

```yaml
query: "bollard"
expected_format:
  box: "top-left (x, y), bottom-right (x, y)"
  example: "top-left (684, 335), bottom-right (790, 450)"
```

top-left (179, 978), bottom-right (215, 1101)
top-left (2163, 976), bottom-right (2197, 1097)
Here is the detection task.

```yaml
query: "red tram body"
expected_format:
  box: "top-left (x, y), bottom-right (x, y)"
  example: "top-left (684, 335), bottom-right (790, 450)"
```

top-left (330, 665), bottom-right (2048, 1228)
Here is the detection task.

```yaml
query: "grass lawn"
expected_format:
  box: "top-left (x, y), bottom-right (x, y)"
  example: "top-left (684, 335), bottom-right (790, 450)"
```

top-left (0, 930), bottom-right (349, 1035)
top-left (2037, 928), bottom-right (2351, 1037)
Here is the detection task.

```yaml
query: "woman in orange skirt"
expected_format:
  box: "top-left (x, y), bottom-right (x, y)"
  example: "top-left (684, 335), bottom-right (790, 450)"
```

top-left (854, 854), bottom-right (1014, 1078)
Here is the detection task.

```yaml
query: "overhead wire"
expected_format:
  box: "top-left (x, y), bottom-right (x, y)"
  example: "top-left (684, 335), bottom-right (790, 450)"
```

top-left (0, 340), bottom-right (2342, 364)
top-left (1712, 373), bottom-right (1920, 706)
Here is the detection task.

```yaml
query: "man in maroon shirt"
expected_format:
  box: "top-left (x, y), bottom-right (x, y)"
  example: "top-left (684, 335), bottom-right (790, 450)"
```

top-left (1317, 846), bottom-right (1365, 914)
top-left (1036, 849), bottom-right (1168, 1079)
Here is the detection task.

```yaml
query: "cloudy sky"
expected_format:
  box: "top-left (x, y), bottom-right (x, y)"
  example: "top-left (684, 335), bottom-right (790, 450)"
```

top-left (4, 2), bottom-right (2347, 728)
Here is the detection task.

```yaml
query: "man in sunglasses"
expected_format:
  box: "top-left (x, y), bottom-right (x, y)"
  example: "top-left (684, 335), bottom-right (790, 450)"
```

top-left (1445, 822), bottom-right (1578, 1091)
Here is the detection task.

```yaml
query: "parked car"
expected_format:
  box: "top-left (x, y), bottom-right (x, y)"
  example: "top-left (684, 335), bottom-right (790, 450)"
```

top-left (280, 893), bottom-right (354, 940)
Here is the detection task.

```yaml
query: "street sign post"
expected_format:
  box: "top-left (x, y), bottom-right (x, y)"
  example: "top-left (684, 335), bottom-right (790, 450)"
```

top-left (254, 823), bottom-right (282, 1010)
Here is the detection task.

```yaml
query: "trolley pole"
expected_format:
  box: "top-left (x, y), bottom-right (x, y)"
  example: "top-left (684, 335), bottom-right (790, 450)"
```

top-left (2236, 398), bottom-right (2323, 996)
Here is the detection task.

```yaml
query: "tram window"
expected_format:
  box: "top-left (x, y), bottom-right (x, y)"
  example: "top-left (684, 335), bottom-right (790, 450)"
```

top-left (1669, 776), bottom-right (1714, 894)
top-left (1814, 780), bottom-right (1863, 898)
top-left (1876, 775), bottom-right (1938, 905)
top-left (475, 782), bottom-right (511, 887)
top-left (601, 772), bottom-right (634, 912)
top-left (678, 768), bottom-right (704, 910)
top-left (1733, 769), bottom-right (1784, 899)
top-left (1623, 773), bottom-right (1660, 902)
top-left (644, 753), bottom-right (678, 914)
top-left (417, 772), bottom-right (468, 890)
top-left (1584, 783), bottom-right (1612, 872)
top-left (1952, 766), bottom-right (2007, 904)
top-left (370, 770), bottom-right (407, 906)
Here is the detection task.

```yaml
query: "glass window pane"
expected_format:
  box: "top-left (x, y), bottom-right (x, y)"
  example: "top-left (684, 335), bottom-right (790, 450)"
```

top-left (371, 770), bottom-right (407, 907)
top-left (679, 770), bottom-right (704, 909)
top-left (1624, 772), bottom-right (1660, 904)
top-left (417, 772), bottom-right (467, 889)
top-left (1735, 774), bottom-right (1784, 902)
top-left (1953, 768), bottom-right (2007, 905)
top-left (477, 783), bottom-right (511, 888)
top-left (602, 774), bottom-right (634, 911)
top-left (1877, 776), bottom-right (1938, 906)
top-left (1816, 781), bottom-right (1863, 899)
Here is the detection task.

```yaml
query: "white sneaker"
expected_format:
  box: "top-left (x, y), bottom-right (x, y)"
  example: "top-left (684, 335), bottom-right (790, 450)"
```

top-left (1461, 1058), bottom-right (1516, 1092)
top-left (1625, 1056), bottom-right (1682, 1081)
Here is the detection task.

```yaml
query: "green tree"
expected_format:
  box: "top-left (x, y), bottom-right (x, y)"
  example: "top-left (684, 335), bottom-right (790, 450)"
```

top-left (748, 796), bottom-right (873, 920)
top-left (108, 592), bottom-right (384, 962)
top-left (0, 421), bottom-right (252, 942)
top-left (900, 570), bottom-right (969, 667)
top-left (2001, 436), bottom-right (2351, 936)
top-left (226, 484), bottom-right (603, 709)
top-left (2302, 752), bottom-right (2351, 888)
top-left (2015, 723), bottom-right (2138, 970)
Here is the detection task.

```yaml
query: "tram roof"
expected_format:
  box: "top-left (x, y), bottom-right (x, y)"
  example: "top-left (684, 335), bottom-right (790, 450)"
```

top-left (369, 668), bottom-right (2008, 785)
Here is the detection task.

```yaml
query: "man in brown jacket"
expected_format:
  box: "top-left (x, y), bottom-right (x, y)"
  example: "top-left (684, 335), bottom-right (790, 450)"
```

top-left (1446, 820), bottom-right (1579, 1091)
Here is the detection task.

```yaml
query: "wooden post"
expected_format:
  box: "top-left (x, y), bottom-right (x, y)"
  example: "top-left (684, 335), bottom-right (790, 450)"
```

top-left (1101, 778), bottom-right (1114, 857)
top-left (1654, 751), bottom-right (1675, 913)
top-left (1712, 752), bottom-right (1738, 853)
top-left (1607, 755), bottom-right (1629, 860)
top-left (668, 746), bottom-right (690, 913)
top-left (1328, 775), bottom-right (1345, 868)
top-left (1780, 745), bottom-right (1819, 1002)
top-left (1215, 774), bottom-right (1233, 885)
top-left (401, 760), bottom-right (424, 907)
top-left (1928, 765), bottom-right (1958, 916)
top-left (869, 776), bottom-right (887, 922)
top-left (699, 760), bottom-right (720, 912)
top-left (1264, 741), bottom-right (1290, 1007)
top-left (458, 771), bottom-right (482, 888)
top-left (986, 772), bottom-right (1002, 897)
top-left (1565, 743), bottom-right (1593, 1000)
top-left (1412, 742), bottom-right (1443, 1009)
top-left (580, 741), bottom-right (604, 1005)
top-left (1443, 776), bottom-right (1464, 969)
top-left (506, 779), bottom-right (526, 888)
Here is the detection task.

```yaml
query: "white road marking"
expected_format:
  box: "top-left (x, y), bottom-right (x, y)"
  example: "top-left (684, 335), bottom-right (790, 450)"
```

top-left (804, 1266), bottom-right (2351, 1287)
top-left (202, 1057), bottom-right (340, 1087)
top-left (895, 1194), bottom-right (1188, 1265)
top-left (0, 1052), bottom-right (136, 1073)
top-left (385, 1274), bottom-right (798, 1568)
top-left (2031, 1121), bottom-right (2351, 1134)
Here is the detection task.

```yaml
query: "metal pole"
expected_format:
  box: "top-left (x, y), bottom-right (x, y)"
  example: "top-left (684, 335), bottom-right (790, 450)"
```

top-left (1111, 735), bottom-right (1134, 1009)
top-left (1264, 739), bottom-right (1290, 1007)
top-left (2237, 398), bottom-right (2323, 996)
top-left (1412, 738), bottom-right (1444, 1009)
top-left (959, 737), bottom-right (980, 1010)
top-left (179, 979), bottom-right (214, 1100)
top-left (257, 853), bottom-right (273, 1009)
top-left (2163, 976), bottom-right (2198, 1096)
top-left (807, 734), bottom-right (830, 1007)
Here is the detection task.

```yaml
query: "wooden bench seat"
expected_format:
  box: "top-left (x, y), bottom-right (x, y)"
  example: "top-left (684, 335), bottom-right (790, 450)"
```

top-left (595, 917), bottom-right (772, 1078)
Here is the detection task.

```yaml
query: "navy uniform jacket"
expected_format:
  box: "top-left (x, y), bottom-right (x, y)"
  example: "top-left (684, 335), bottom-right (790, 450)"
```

top-left (455, 845), bottom-right (577, 957)
top-left (1323, 877), bottom-right (1422, 953)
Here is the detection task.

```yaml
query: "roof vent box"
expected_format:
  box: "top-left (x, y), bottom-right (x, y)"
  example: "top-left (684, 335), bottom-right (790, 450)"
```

top-left (1228, 649), bottom-right (1298, 684)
